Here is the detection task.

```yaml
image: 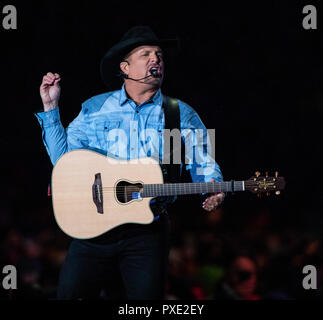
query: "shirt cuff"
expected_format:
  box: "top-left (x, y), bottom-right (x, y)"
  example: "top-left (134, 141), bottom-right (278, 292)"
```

top-left (34, 107), bottom-right (61, 128)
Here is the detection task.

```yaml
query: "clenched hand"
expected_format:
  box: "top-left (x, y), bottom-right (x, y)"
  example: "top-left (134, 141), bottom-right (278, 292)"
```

top-left (40, 72), bottom-right (61, 111)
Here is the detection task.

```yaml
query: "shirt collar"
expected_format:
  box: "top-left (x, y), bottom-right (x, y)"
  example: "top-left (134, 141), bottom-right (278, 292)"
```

top-left (119, 84), bottom-right (128, 106)
top-left (119, 83), bottom-right (163, 107)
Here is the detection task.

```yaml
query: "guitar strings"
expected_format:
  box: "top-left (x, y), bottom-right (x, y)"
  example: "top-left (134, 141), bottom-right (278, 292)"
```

top-left (100, 183), bottom-right (271, 189)
top-left (100, 182), bottom-right (246, 188)
top-left (95, 182), bottom-right (271, 195)
top-left (100, 182), bottom-right (266, 190)
top-left (93, 182), bottom-right (280, 195)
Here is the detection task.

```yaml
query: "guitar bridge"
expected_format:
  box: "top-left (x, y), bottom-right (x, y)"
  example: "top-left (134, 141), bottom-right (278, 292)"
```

top-left (92, 173), bottom-right (103, 214)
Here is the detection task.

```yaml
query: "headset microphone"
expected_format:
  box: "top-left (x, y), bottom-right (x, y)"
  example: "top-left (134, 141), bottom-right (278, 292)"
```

top-left (120, 68), bottom-right (160, 81)
top-left (149, 68), bottom-right (160, 78)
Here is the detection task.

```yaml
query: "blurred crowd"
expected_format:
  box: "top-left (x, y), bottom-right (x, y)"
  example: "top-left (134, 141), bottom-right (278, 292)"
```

top-left (0, 193), bottom-right (322, 300)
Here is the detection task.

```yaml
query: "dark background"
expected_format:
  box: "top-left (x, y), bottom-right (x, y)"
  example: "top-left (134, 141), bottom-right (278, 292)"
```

top-left (0, 0), bottom-right (323, 300)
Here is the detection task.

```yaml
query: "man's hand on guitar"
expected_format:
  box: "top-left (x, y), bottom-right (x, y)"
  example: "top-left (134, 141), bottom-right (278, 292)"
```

top-left (202, 179), bottom-right (225, 212)
top-left (40, 72), bottom-right (61, 111)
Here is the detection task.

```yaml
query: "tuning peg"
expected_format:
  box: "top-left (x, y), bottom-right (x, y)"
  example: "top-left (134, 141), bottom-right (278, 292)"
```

top-left (255, 171), bottom-right (261, 177)
top-left (275, 191), bottom-right (281, 195)
top-left (275, 171), bottom-right (279, 178)
top-left (266, 191), bottom-right (270, 196)
top-left (257, 193), bottom-right (262, 198)
top-left (265, 171), bottom-right (268, 178)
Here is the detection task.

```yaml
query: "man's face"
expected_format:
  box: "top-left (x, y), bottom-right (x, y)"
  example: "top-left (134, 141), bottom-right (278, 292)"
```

top-left (121, 45), bottom-right (164, 87)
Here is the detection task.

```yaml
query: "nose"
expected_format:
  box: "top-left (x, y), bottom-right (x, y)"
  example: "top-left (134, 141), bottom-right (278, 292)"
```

top-left (150, 52), bottom-right (161, 64)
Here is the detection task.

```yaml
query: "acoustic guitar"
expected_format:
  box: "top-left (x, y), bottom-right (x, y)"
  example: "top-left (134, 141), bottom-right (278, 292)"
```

top-left (51, 149), bottom-right (285, 239)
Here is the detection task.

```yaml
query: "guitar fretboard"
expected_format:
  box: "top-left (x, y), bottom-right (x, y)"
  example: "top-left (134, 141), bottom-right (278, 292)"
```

top-left (141, 181), bottom-right (245, 197)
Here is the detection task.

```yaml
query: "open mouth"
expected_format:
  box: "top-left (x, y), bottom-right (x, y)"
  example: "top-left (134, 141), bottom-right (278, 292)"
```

top-left (149, 67), bottom-right (161, 77)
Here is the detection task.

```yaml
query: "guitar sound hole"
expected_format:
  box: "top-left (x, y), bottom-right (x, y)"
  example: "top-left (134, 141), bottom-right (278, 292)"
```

top-left (116, 181), bottom-right (143, 203)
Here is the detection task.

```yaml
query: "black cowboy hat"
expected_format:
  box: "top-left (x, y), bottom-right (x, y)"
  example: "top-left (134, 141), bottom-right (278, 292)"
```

top-left (100, 25), bottom-right (178, 87)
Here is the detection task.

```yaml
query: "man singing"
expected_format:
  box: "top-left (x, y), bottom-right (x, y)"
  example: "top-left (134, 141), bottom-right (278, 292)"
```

top-left (35, 26), bottom-right (224, 299)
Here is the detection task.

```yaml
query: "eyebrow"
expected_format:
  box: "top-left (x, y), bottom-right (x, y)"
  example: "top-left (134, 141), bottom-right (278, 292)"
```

top-left (139, 49), bottom-right (163, 55)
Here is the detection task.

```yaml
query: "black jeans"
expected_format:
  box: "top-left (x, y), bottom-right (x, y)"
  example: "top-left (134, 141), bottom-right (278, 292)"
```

top-left (57, 216), bottom-right (170, 300)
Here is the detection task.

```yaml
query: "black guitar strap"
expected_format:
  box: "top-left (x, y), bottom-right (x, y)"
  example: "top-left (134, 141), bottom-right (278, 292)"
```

top-left (162, 95), bottom-right (184, 184)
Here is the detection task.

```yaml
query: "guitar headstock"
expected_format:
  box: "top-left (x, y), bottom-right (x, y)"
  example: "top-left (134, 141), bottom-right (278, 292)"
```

top-left (245, 171), bottom-right (286, 196)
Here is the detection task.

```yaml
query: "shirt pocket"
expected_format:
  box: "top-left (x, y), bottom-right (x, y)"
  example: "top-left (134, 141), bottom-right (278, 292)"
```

top-left (95, 120), bottom-right (121, 154)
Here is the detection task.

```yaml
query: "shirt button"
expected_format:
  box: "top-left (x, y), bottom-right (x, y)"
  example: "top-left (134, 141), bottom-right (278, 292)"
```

top-left (131, 148), bottom-right (134, 151)
top-left (133, 129), bottom-right (136, 132)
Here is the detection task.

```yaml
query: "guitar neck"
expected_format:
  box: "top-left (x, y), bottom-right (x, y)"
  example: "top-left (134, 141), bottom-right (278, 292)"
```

top-left (141, 181), bottom-right (245, 197)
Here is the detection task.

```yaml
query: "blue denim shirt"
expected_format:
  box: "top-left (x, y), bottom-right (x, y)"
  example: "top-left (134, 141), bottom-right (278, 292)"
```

top-left (35, 85), bottom-right (223, 185)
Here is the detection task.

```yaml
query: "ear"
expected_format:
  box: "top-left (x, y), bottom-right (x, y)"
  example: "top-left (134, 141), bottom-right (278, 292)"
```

top-left (120, 60), bottom-right (129, 76)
